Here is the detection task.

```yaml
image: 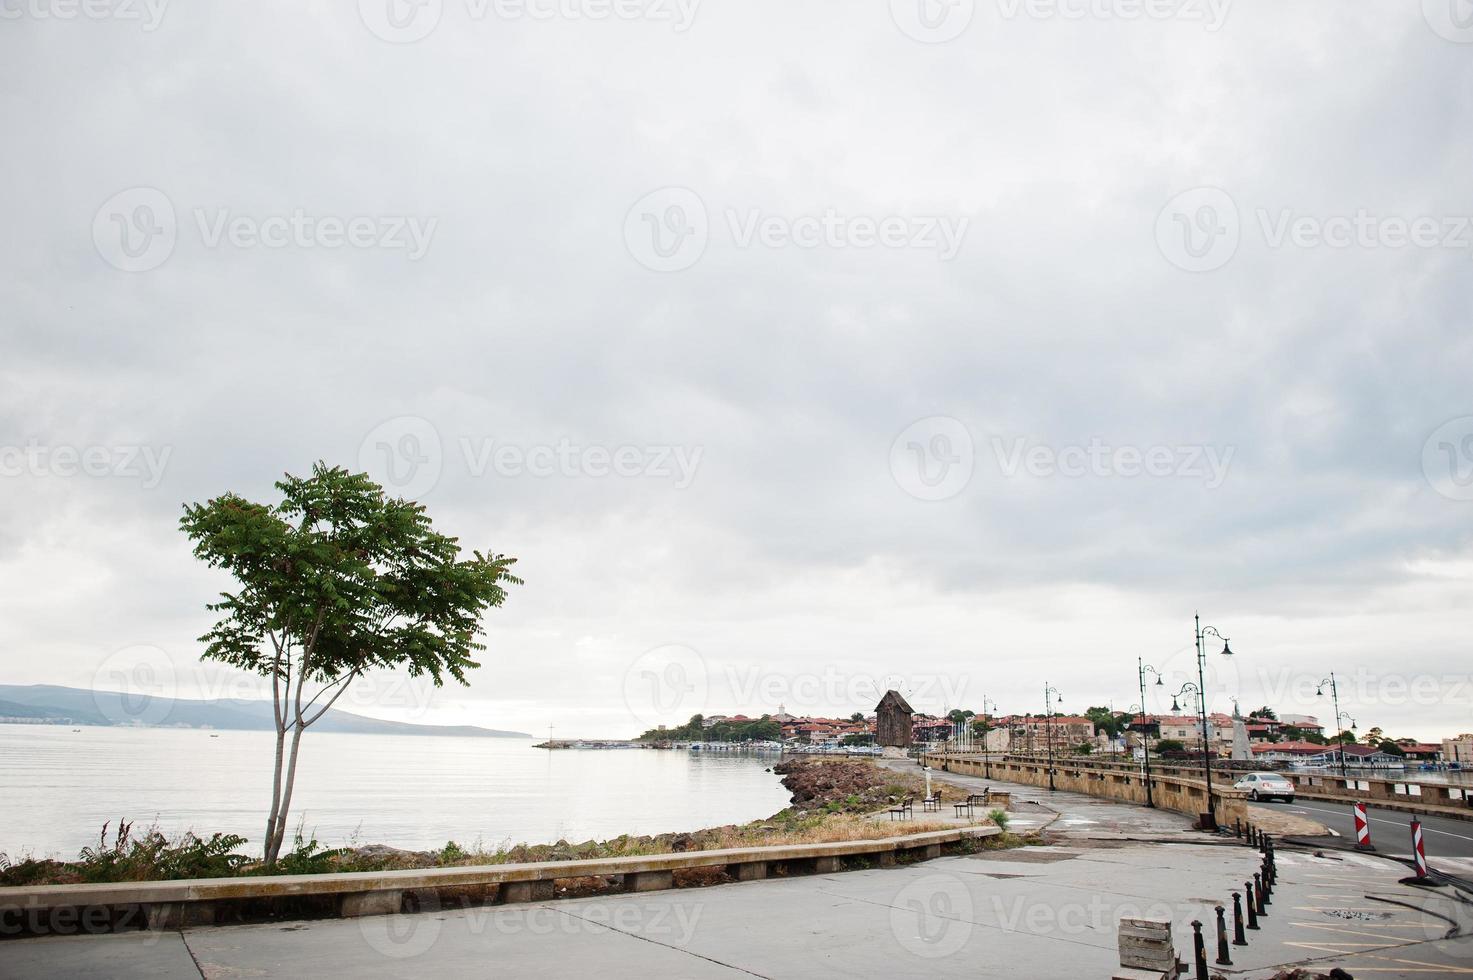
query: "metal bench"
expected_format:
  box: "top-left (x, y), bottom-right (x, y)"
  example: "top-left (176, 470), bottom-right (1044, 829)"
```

top-left (888, 797), bottom-right (915, 821)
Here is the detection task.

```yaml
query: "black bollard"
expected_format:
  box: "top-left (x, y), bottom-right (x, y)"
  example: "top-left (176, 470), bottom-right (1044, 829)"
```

top-left (1254, 873), bottom-right (1267, 917)
top-left (1215, 905), bottom-right (1233, 966)
top-left (1234, 818), bottom-right (1242, 838)
top-left (1232, 893), bottom-right (1248, 944)
top-left (1244, 883), bottom-right (1260, 929)
top-left (1261, 864), bottom-right (1273, 904)
top-left (1191, 919), bottom-right (1209, 980)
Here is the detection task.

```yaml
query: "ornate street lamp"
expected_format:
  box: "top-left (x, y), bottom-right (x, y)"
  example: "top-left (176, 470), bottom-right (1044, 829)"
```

top-left (1192, 614), bottom-right (1234, 827)
top-left (1137, 658), bottom-right (1166, 808)
top-left (1316, 673), bottom-right (1353, 781)
top-left (980, 696), bottom-right (998, 779)
top-left (1044, 683), bottom-right (1063, 792)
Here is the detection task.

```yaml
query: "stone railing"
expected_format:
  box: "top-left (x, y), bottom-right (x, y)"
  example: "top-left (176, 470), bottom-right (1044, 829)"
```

top-left (0, 825), bottom-right (998, 935)
top-left (924, 753), bottom-right (1250, 829)
top-left (932, 750), bottom-right (1473, 820)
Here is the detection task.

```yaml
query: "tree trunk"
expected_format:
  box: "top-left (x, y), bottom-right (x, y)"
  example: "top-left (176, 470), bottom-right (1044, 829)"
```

top-left (263, 723), bottom-right (288, 865)
top-left (269, 722), bottom-right (306, 863)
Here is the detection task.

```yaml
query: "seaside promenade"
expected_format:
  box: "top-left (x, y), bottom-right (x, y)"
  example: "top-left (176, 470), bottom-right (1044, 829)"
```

top-left (7, 768), bottom-right (1470, 979)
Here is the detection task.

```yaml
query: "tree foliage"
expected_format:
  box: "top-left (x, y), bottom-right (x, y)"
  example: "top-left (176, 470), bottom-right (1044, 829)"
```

top-left (637, 714), bottom-right (780, 743)
top-left (180, 463), bottom-right (520, 864)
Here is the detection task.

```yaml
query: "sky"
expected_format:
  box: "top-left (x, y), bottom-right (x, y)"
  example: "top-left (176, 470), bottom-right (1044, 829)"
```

top-left (2, 2), bottom-right (1472, 744)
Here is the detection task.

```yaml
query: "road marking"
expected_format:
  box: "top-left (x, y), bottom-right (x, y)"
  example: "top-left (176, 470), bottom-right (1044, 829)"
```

top-left (1351, 954), bottom-right (1473, 974)
top-left (1290, 922), bottom-right (1420, 944)
top-left (1294, 802), bottom-right (1473, 844)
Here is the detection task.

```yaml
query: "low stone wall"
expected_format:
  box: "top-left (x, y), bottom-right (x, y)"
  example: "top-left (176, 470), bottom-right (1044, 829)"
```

top-left (925, 754), bottom-right (1249, 830)
top-left (931, 750), bottom-right (1473, 822)
top-left (0, 825), bottom-right (998, 936)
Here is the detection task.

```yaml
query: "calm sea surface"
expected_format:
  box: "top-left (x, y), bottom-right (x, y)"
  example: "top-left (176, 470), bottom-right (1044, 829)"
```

top-left (0, 725), bottom-right (791, 859)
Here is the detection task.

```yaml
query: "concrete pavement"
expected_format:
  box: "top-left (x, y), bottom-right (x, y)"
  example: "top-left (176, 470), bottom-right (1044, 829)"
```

top-left (6, 767), bottom-right (1469, 978)
top-left (6, 833), bottom-right (1467, 978)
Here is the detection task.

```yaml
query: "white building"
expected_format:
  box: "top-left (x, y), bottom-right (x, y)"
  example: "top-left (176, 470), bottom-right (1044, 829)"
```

top-left (1443, 734), bottom-right (1473, 765)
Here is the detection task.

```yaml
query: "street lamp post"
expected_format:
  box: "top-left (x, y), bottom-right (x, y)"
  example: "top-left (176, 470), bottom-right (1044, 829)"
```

top-left (980, 696), bottom-right (997, 779)
top-left (1192, 614), bottom-right (1234, 826)
top-left (1316, 673), bottom-right (1353, 780)
top-left (1044, 683), bottom-right (1063, 792)
top-left (1137, 658), bottom-right (1165, 809)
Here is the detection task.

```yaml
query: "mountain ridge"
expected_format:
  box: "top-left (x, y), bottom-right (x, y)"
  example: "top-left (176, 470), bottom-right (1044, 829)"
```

top-left (0, 684), bottom-right (530, 738)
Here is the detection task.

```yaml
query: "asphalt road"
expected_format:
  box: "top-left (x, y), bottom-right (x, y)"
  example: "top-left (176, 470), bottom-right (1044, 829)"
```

top-left (1262, 797), bottom-right (1473, 867)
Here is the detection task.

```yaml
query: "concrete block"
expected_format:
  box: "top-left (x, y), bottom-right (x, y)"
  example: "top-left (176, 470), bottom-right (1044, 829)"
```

top-left (732, 861), bottom-right (768, 881)
top-left (502, 880), bottom-right (555, 904)
top-left (1121, 957), bottom-right (1176, 974)
top-left (922, 844), bottom-right (942, 860)
top-left (812, 857), bottom-right (842, 874)
top-left (144, 902), bottom-right (217, 930)
top-left (340, 890), bottom-right (403, 918)
top-left (623, 870), bottom-right (674, 893)
top-left (876, 851), bottom-right (897, 868)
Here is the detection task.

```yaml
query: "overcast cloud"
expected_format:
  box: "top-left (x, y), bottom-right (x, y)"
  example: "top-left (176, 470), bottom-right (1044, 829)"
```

top-left (2, 1), bottom-right (1471, 742)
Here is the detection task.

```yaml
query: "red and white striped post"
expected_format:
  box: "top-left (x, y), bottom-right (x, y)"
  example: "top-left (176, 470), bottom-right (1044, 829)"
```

top-left (1353, 802), bottom-right (1373, 850)
top-left (1410, 819), bottom-right (1429, 880)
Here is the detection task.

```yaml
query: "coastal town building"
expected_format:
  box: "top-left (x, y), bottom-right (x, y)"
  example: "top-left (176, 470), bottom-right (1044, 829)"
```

top-left (1443, 734), bottom-right (1473, 765)
top-left (874, 689), bottom-right (914, 748)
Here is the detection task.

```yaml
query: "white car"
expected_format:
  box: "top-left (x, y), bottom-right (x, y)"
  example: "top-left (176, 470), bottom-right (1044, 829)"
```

top-left (1233, 772), bottom-right (1296, 803)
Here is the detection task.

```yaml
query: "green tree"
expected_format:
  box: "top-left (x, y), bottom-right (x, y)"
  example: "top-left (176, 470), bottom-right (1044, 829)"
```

top-left (1363, 726), bottom-right (1384, 747)
top-left (1377, 740), bottom-right (1406, 756)
top-left (1085, 706), bottom-right (1132, 739)
top-left (947, 708), bottom-right (975, 723)
top-left (1333, 729), bottom-right (1357, 745)
top-left (181, 463), bottom-right (520, 865)
top-left (1248, 706), bottom-right (1276, 721)
top-left (1156, 738), bottom-right (1186, 754)
top-left (850, 712), bottom-right (865, 723)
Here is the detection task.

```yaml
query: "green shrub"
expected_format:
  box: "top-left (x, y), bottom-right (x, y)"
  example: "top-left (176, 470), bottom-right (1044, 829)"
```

top-left (988, 809), bottom-right (1010, 831)
top-left (266, 826), bottom-right (346, 876)
top-left (75, 820), bottom-right (250, 882)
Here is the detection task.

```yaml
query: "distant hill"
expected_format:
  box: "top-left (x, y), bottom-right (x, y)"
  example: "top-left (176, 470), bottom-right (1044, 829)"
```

top-left (0, 685), bottom-right (529, 738)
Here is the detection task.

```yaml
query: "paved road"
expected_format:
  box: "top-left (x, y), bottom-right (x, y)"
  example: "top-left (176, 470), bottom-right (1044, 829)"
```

top-left (1261, 798), bottom-right (1473, 870)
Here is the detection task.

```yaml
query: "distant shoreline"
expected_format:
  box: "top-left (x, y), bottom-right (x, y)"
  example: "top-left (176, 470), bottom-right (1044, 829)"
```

top-left (0, 685), bottom-right (531, 739)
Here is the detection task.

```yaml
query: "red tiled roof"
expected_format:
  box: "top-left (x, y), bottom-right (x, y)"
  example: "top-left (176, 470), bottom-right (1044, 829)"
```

top-left (1251, 741), bottom-right (1326, 755)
